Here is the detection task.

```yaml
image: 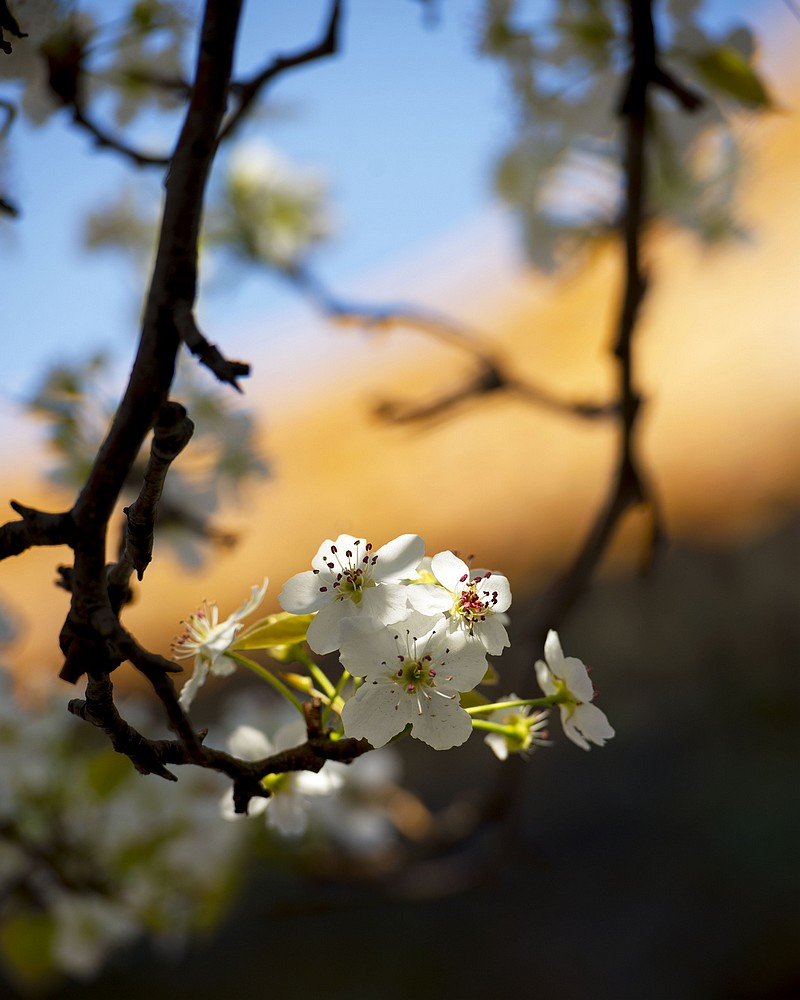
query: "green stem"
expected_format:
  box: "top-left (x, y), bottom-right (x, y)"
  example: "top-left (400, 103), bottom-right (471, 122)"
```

top-left (228, 651), bottom-right (304, 713)
top-left (471, 719), bottom-right (518, 736)
top-left (465, 695), bottom-right (561, 716)
top-left (321, 669), bottom-right (351, 726)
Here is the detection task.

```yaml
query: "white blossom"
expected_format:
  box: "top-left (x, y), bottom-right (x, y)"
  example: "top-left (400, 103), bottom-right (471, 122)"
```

top-left (339, 611), bottom-right (487, 751)
top-left (50, 893), bottom-right (138, 980)
top-left (220, 721), bottom-right (343, 837)
top-left (407, 549), bottom-right (512, 654)
top-left (225, 140), bottom-right (331, 268)
top-left (535, 630), bottom-right (615, 750)
top-left (279, 533), bottom-right (425, 655)
top-left (482, 692), bottom-right (551, 761)
top-left (173, 579), bottom-right (268, 709)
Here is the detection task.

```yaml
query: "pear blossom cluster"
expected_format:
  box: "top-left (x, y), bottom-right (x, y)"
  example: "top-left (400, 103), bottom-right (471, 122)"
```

top-left (171, 534), bottom-right (614, 821)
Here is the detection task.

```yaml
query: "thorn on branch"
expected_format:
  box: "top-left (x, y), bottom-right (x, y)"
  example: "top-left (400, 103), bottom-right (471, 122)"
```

top-left (176, 308), bottom-right (250, 391)
top-left (122, 401), bottom-right (194, 580)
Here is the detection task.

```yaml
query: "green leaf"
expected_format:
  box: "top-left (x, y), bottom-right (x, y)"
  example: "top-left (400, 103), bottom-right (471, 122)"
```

top-left (0, 913), bottom-right (58, 990)
top-left (233, 612), bottom-right (313, 651)
top-left (693, 46), bottom-right (771, 108)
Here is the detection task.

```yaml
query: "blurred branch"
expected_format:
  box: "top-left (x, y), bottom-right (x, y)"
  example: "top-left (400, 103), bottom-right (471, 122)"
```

top-left (532, 0), bottom-right (702, 640)
top-left (219, 0), bottom-right (342, 144)
top-left (289, 266), bottom-right (616, 425)
top-left (0, 0), bottom-right (26, 56)
top-left (69, 101), bottom-right (171, 167)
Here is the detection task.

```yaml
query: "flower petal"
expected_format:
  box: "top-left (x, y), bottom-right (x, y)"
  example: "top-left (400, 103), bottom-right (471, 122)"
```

top-left (475, 615), bottom-right (510, 655)
top-left (571, 703), bottom-right (615, 748)
top-left (484, 732), bottom-right (509, 760)
top-left (409, 692), bottom-right (473, 750)
top-left (279, 570), bottom-right (331, 615)
top-left (535, 658), bottom-right (557, 697)
top-left (358, 582), bottom-right (412, 627)
top-left (406, 582), bottom-right (452, 616)
top-left (544, 629), bottom-right (565, 673)
top-left (267, 791), bottom-right (309, 837)
top-left (177, 658), bottom-right (209, 710)
top-left (232, 577), bottom-right (269, 622)
top-left (228, 724), bottom-right (273, 761)
top-left (430, 550), bottom-right (470, 592)
top-left (373, 534), bottom-right (425, 583)
top-left (341, 679), bottom-right (411, 748)
top-left (306, 601), bottom-right (350, 655)
top-left (475, 572), bottom-right (512, 613)
top-left (560, 656), bottom-right (594, 704)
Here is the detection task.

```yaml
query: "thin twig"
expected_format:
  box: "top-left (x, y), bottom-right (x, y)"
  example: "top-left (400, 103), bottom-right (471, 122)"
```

top-left (219, 0), bottom-right (342, 144)
top-left (288, 266), bottom-right (616, 425)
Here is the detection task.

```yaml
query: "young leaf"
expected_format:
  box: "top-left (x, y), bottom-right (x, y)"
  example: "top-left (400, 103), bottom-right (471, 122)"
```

top-left (693, 46), bottom-right (771, 108)
top-left (233, 612), bottom-right (313, 651)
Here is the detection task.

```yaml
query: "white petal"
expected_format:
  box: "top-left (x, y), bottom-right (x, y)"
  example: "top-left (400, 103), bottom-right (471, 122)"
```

top-left (475, 572), bottom-right (512, 613)
top-left (279, 570), bottom-right (331, 614)
top-left (475, 616), bottom-right (510, 655)
top-left (431, 550), bottom-right (470, 592)
top-left (484, 732), bottom-right (509, 760)
top-left (406, 583), bottom-right (452, 616)
top-left (228, 724), bottom-right (273, 761)
top-left (232, 577), bottom-right (269, 622)
top-left (273, 719), bottom-right (307, 753)
top-left (535, 658), bottom-right (557, 697)
top-left (561, 708), bottom-right (590, 750)
top-left (311, 537), bottom-right (339, 573)
top-left (409, 693), bottom-right (473, 750)
top-left (267, 792), bottom-right (309, 837)
top-left (295, 766), bottom-right (343, 796)
top-left (431, 633), bottom-right (489, 692)
top-left (338, 625), bottom-right (402, 679)
top-left (341, 680), bottom-right (411, 748)
top-left (560, 656), bottom-right (595, 704)
top-left (570, 703), bottom-right (615, 748)
top-left (544, 629), bottom-right (565, 672)
top-left (358, 582), bottom-right (412, 627)
top-left (177, 658), bottom-right (209, 710)
top-left (210, 650), bottom-right (237, 677)
top-left (373, 534), bottom-right (425, 582)
top-left (306, 601), bottom-right (349, 654)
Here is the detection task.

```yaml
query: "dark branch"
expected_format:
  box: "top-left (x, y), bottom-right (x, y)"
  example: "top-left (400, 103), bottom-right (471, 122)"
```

top-left (175, 306), bottom-right (250, 390)
top-left (0, 0), bottom-right (26, 55)
top-left (121, 401), bottom-right (194, 580)
top-left (69, 675), bottom-right (370, 811)
top-left (219, 0), bottom-right (342, 144)
top-left (0, 502), bottom-right (73, 560)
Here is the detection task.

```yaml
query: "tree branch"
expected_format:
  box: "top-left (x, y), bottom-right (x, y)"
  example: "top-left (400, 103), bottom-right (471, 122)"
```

top-left (219, 0), bottom-right (342, 144)
top-left (120, 401), bottom-right (194, 581)
top-left (531, 0), bottom-right (683, 641)
top-left (0, 502), bottom-right (73, 560)
top-left (289, 266), bottom-right (616, 425)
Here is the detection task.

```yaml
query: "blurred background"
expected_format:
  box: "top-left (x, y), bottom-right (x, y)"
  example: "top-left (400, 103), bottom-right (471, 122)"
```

top-left (0, 0), bottom-right (798, 996)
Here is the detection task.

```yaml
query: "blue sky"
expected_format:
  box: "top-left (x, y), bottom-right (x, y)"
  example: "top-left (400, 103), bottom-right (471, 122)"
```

top-left (0, 0), bottom-right (767, 409)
